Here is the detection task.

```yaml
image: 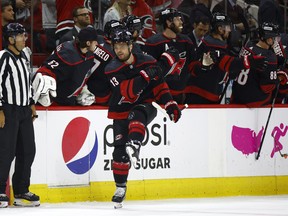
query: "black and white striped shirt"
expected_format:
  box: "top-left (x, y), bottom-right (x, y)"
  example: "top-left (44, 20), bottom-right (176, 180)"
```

top-left (0, 48), bottom-right (33, 107)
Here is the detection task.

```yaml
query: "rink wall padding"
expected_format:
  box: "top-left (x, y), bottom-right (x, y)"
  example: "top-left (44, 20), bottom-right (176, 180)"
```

top-left (9, 104), bottom-right (288, 203)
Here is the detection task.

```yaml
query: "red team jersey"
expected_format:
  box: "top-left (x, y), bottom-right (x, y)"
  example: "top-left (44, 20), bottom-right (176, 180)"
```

top-left (55, 0), bottom-right (93, 39)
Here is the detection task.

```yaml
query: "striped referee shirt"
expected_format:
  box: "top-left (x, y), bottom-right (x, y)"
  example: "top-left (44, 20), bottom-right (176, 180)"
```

top-left (0, 48), bottom-right (33, 107)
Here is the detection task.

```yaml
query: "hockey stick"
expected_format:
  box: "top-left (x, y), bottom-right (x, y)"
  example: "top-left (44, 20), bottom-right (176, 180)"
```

top-left (152, 102), bottom-right (188, 120)
top-left (218, 79), bottom-right (230, 104)
top-left (256, 82), bottom-right (280, 160)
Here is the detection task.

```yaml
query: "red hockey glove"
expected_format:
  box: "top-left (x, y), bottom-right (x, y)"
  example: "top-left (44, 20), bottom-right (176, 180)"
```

top-left (243, 55), bottom-right (268, 71)
top-left (140, 65), bottom-right (163, 82)
top-left (164, 100), bottom-right (182, 123)
top-left (277, 70), bottom-right (288, 85)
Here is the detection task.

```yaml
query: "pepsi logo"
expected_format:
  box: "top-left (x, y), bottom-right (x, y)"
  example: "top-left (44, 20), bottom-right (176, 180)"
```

top-left (62, 117), bottom-right (98, 174)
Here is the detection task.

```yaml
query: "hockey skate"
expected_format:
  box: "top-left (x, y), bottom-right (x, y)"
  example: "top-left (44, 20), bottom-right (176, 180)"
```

top-left (112, 187), bottom-right (126, 209)
top-left (13, 192), bottom-right (40, 207)
top-left (0, 194), bottom-right (9, 208)
top-left (126, 140), bottom-right (141, 168)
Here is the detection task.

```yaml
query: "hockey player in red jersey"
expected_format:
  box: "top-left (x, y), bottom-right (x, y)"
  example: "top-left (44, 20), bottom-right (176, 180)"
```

top-left (105, 27), bottom-right (181, 208)
top-left (32, 27), bottom-right (99, 106)
top-left (143, 8), bottom-right (196, 104)
top-left (185, 13), bottom-right (268, 104)
top-left (231, 22), bottom-right (288, 107)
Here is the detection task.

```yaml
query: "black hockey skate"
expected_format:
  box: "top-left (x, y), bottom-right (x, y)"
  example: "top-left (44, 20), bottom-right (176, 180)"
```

top-left (13, 192), bottom-right (40, 207)
top-left (126, 140), bottom-right (141, 168)
top-left (112, 187), bottom-right (126, 209)
top-left (0, 194), bottom-right (9, 208)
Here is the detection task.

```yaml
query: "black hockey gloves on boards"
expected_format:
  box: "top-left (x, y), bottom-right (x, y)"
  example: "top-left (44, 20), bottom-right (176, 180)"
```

top-left (164, 100), bottom-right (182, 123)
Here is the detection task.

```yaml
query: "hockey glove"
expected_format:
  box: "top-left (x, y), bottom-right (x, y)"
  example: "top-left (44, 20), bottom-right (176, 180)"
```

top-left (164, 46), bottom-right (180, 63)
top-left (243, 55), bottom-right (268, 71)
top-left (140, 65), bottom-right (163, 82)
top-left (76, 85), bottom-right (95, 106)
top-left (277, 70), bottom-right (288, 85)
top-left (164, 100), bottom-right (182, 123)
top-left (32, 73), bottom-right (57, 107)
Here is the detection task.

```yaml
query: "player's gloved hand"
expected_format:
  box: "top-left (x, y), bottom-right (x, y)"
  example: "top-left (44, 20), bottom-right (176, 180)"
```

top-left (32, 73), bottom-right (57, 107)
top-left (243, 55), bottom-right (268, 71)
top-left (76, 85), bottom-right (95, 106)
top-left (277, 70), bottom-right (288, 85)
top-left (140, 65), bottom-right (163, 82)
top-left (164, 100), bottom-right (182, 123)
top-left (164, 46), bottom-right (180, 63)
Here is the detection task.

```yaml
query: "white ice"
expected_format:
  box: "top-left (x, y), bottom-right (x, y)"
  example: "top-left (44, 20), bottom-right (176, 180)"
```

top-left (1, 196), bottom-right (288, 216)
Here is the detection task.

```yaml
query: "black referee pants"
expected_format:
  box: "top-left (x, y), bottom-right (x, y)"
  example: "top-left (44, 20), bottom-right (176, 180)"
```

top-left (0, 104), bottom-right (36, 195)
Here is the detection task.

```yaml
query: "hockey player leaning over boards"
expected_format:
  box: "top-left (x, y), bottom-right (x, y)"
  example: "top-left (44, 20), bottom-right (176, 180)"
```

top-left (231, 22), bottom-right (288, 107)
top-left (32, 27), bottom-right (100, 107)
top-left (104, 27), bottom-right (182, 209)
top-left (143, 8), bottom-right (196, 104)
top-left (185, 13), bottom-right (268, 104)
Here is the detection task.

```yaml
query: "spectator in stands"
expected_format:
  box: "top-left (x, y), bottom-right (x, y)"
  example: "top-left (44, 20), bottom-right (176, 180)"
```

top-left (55, 0), bottom-right (93, 43)
top-left (59, 6), bottom-right (92, 44)
top-left (103, 0), bottom-right (132, 28)
top-left (1, 0), bottom-right (15, 48)
top-left (41, 0), bottom-right (57, 53)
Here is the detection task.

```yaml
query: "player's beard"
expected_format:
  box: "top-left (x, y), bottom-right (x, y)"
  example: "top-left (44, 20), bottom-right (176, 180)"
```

top-left (117, 50), bottom-right (132, 62)
top-left (170, 23), bottom-right (182, 34)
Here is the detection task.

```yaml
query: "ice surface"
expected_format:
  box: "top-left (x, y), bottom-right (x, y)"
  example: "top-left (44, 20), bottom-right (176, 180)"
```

top-left (1, 196), bottom-right (288, 216)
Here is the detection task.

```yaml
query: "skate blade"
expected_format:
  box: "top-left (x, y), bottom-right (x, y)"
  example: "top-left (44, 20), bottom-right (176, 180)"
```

top-left (126, 146), bottom-right (139, 168)
top-left (114, 202), bottom-right (123, 209)
top-left (0, 201), bottom-right (8, 208)
top-left (13, 199), bottom-right (40, 207)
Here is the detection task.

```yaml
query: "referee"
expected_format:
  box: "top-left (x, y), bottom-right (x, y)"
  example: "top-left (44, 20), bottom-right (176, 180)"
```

top-left (0, 23), bottom-right (40, 208)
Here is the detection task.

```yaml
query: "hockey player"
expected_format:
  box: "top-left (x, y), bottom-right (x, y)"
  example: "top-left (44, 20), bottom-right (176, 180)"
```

top-left (105, 28), bottom-right (181, 208)
top-left (270, 32), bottom-right (288, 103)
top-left (185, 13), bottom-right (268, 104)
top-left (33, 27), bottom-right (99, 106)
top-left (143, 8), bottom-right (196, 104)
top-left (122, 14), bottom-right (143, 53)
top-left (231, 22), bottom-right (288, 107)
